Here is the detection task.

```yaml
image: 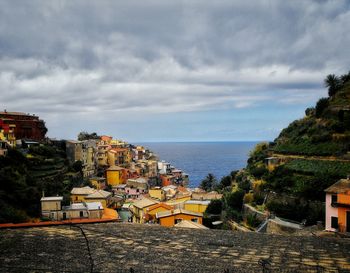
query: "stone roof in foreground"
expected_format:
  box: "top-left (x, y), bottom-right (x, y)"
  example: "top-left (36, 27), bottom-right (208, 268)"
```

top-left (0, 223), bottom-right (350, 273)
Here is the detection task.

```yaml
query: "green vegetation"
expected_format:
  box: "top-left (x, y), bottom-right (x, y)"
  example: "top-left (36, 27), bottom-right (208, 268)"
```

top-left (230, 71), bottom-right (350, 225)
top-left (77, 131), bottom-right (100, 141)
top-left (205, 199), bottom-right (223, 215)
top-left (285, 159), bottom-right (350, 177)
top-left (0, 144), bottom-right (85, 223)
top-left (199, 173), bottom-right (218, 192)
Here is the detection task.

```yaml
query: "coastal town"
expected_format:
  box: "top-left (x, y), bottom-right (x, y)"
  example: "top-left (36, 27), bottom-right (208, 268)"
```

top-left (0, 110), bottom-right (222, 229)
top-left (1, 110), bottom-right (350, 236)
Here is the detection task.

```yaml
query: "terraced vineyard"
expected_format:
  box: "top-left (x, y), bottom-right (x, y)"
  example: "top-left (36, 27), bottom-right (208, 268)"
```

top-left (285, 158), bottom-right (350, 177)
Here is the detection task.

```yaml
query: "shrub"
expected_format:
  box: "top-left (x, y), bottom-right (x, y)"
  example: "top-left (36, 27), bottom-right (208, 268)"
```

top-left (205, 199), bottom-right (223, 215)
top-left (224, 189), bottom-right (245, 210)
top-left (243, 192), bottom-right (254, 204)
top-left (246, 214), bottom-right (261, 228)
top-left (315, 97), bottom-right (329, 118)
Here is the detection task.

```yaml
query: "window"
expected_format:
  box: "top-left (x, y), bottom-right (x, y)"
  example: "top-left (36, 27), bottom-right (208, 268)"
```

top-left (331, 216), bottom-right (338, 229)
top-left (75, 196), bottom-right (78, 201)
top-left (175, 219), bottom-right (182, 224)
top-left (331, 195), bottom-right (337, 205)
top-left (80, 211), bottom-right (84, 217)
top-left (191, 218), bottom-right (198, 223)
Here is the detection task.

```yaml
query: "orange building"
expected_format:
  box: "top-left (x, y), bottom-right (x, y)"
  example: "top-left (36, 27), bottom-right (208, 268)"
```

top-left (160, 174), bottom-right (175, 187)
top-left (108, 148), bottom-right (131, 166)
top-left (145, 203), bottom-right (173, 222)
top-left (156, 209), bottom-right (203, 227)
top-left (325, 178), bottom-right (350, 232)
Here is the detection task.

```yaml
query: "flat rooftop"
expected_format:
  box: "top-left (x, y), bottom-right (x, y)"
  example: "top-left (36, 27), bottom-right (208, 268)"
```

top-left (0, 223), bottom-right (349, 272)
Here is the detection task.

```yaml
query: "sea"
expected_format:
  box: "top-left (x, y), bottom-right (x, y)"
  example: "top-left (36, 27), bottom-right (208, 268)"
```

top-left (138, 142), bottom-right (258, 188)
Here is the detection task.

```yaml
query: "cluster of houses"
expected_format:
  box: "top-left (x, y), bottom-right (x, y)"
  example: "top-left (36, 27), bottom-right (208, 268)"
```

top-left (41, 183), bottom-right (222, 229)
top-left (41, 134), bottom-right (223, 229)
top-left (64, 135), bottom-right (189, 188)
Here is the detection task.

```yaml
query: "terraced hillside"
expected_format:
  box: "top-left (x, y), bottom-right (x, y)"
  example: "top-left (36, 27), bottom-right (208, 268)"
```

top-left (1, 223), bottom-right (350, 272)
top-left (0, 145), bottom-right (83, 223)
top-left (244, 73), bottom-right (350, 224)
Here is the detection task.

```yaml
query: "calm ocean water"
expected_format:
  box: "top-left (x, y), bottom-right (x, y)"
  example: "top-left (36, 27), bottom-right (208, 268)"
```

top-left (138, 142), bottom-right (258, 188)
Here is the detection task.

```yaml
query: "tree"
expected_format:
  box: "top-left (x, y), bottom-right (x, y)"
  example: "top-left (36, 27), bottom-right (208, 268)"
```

top-left (77, 131), bottom-right (100, 141)
top-left (324, 74), bottom-right (341, 97)
top-left (72, 160), bottom-right (83, 176)
top-left (205, 199), bottom-right (223, 215)
top-left (218, 175), bottom-right (232, 189)
top-left (305, 107), bottom-right (315, 117)
top-left (340, 71), bottom-right (350, 84)
top-left (223, 189), bottom-right (245, 211)
top-left (315, 97), bottom-right (329, 118)
top-left (199, 173), bottom-right (218, 192)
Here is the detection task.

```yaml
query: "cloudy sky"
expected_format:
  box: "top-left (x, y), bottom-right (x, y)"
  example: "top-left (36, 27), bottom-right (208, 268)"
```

top-left (1, 0), bottom-right (350, 142)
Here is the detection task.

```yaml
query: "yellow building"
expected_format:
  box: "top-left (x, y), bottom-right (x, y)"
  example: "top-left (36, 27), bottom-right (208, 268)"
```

top-left (184, 200), bottom-right (210, 213)
top-left (149, 187), bottom-right (166, 201)
top-left (165, 195), bottom-right (192, 207)
top-left (132, 198), bottom-right (158, 223)
top-left (70, 186), bottom-right (95, 203)
top-left (84, 190), bottom-right (112, 208)
top-left (89, 177), bottom-right (106, 190)
top-left (156, 209), bottom-right (203, 227)
top-left (106, 166), bottom-right (125, 186)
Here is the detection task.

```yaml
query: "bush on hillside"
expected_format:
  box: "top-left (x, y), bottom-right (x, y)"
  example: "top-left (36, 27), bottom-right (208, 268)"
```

top-left (205, 199), bottom-right (223, 215)
top-left (315, 98), bottom-right (329, 118)
top-left (224, 189), bottom-right (245, 211)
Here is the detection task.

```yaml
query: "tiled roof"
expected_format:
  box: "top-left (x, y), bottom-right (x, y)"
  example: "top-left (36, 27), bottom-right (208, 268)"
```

top-left (146, 203), bottom-right (173, 212)
top-left (133, 198), bottom-right (158, 209)
top-left (0, 111), bottom-right (28, 116)
top-left (325, 179), bottom-right (350, 194)
top-left (185, 200), bottom-right (210, 205)
top-left (156, 209), bottom-right (203, 219)
top-left (107, 166), bottom-right (125, 171)
top-left (40, 196), bottom-right (63, 201)
top-left (175, 220), bottom-right (208, 229)
top-left (86, 190), bottom-right (112, 199)
top-left (71, 186), bottom-right (96, 195)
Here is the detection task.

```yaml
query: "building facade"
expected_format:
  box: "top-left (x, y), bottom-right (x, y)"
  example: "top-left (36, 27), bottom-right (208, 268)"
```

top-left (0, 111), bottom-right (47, 141)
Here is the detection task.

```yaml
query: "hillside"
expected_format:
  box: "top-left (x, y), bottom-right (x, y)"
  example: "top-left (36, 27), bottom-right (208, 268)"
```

top-left (243, 72), bottom-right (350, 224)
top-left (0, 144), bottom-right (84, 223)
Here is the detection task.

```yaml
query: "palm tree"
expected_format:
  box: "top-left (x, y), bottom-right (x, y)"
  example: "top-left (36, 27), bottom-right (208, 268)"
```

top-left (199, 173), bottom-right (217, 192)
top-left (324, 74), bottom-right (341, 97)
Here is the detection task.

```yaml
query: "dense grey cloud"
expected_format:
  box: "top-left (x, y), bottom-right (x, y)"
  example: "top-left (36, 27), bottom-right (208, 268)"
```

top-left (1, 0), bottom-right (349, 140)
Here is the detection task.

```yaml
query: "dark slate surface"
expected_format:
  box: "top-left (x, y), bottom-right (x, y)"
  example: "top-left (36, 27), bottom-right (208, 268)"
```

top-left (0, 223), bottom-right (350, 272)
